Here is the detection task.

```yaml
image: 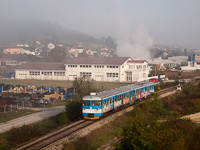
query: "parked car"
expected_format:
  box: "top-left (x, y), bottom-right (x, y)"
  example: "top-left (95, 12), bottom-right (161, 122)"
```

top-left (158, 78), bottom-right (165, 81)
top-left (149, 78), bottom-right (158, 83)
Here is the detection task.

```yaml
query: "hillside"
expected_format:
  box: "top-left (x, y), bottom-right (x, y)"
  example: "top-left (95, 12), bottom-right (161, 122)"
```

top-left (0, 20), bottom-right (102, 47)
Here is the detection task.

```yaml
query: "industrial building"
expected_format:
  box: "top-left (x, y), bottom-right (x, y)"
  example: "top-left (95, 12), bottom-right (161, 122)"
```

top-left (15, 57), bottom-right (150, 82)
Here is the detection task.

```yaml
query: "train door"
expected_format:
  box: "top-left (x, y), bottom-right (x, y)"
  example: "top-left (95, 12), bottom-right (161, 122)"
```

top-left (132, 90), bottom-right (136, 103)
top-left (103, 99), bottom-right (109, 113)
top-left (141, 88), bottom-right (144, 98)
top-left (151, 85), bottom-right (154, 92)
top-left (110, 97), bottom-right (114, 110)
top-left (137, 89), bottom-right (140, 100)
top-left (123, 92), bottom-right (129, 104)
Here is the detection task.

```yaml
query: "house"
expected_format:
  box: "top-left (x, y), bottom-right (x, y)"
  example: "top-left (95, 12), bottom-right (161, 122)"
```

top-left (20, 48), bottom-right (35, 55)
top-left (86, 49), bottom-right (94, 56)
top-left (100, 52), bottom-right (110, 57)
top-left (149, 56), bottom-right (188, 70)
top-left (47, 43), bottom-right (55, 50)
top-left (34, 47), bottom-right (43, 56)
top-left (181, 54), bottom-right (200, 71)
top-left (3, 47), bottom-right (21, 54)
top-left (0, 58), bottom-right (18, 67)
top-left (77, 48), bottom-right (83, 53)
top-left (69, 49), bottom-right (78, 57)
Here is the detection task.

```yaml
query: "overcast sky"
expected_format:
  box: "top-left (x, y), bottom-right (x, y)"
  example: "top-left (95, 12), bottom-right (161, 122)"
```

top-left (1, 0), bottom-right (200, 48)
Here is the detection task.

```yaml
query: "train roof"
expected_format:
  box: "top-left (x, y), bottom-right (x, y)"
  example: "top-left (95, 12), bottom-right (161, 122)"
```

top-left (83, 81), bottom-right (154, 100)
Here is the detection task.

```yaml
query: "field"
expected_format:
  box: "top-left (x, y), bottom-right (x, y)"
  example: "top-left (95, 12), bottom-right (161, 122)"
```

top-left (160, 71), bottom-right (200, 79)
top-left (0, 79), bottom-right (132, 90)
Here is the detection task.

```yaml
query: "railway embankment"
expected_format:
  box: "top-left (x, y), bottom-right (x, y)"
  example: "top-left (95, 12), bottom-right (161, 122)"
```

top-left (45, 87), bottom-right (178, 150)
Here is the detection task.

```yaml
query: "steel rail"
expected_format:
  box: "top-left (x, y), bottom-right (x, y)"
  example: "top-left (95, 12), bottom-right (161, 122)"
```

top-left (16, 120), bottom-right (94, 150)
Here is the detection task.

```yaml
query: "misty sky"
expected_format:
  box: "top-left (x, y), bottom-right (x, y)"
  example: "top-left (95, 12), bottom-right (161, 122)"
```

top-left (1, 0), bottom-right (200, 48)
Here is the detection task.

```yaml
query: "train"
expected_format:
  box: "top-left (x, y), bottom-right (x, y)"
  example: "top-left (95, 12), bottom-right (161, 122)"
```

top-left (82, 81), bottom-right (154, 119)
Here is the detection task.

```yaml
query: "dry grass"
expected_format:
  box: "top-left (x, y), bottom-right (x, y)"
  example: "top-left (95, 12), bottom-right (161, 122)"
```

top-left (161, 71), bottom-right (200, 79)
top-left (63, 114), bottom-right (129, 150)
top-left (0, 79), bottom-right (132, 89)
top-left (0, 110), bottom-right (36, 123)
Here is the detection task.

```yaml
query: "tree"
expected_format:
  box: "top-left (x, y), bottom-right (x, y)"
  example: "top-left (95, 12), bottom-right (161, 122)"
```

top-left (105, 36), bottom-right (116, 48)
top-left (47, 46), bottom-right (66, 62)
top-left (65, 77), bottom-right (98, 121)
top-left (73, 77), bottom-right (98, 98)
top-left (0, 46), bottom-right (4, 58)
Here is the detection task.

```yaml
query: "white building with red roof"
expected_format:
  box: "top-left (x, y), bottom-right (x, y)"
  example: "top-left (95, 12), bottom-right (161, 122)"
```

top-left (0, 58), bottom-right (18, 67)
top-left (15, 57), bottom-right (150, 82)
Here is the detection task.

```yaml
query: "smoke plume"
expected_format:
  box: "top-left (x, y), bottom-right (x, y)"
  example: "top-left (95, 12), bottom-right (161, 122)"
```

top-left (116, 24), bottom-right (154, 60)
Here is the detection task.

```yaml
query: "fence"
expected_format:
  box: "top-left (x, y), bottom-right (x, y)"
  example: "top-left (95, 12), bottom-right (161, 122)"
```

top-left (0, 101), bottom-right (27, 113)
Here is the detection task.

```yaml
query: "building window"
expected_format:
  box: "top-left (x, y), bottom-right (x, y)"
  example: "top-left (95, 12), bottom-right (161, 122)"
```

top-left (95, 65), bottom-right (104, 68)
top-left (136, 65), bottom-right (142, 70)
top-left (129, 65), bottom-right (135, 70)
top-left (107, 73), bottom-right (119, 77)
top-left (95, 75), bottom-right (103, 77)
top-left (107, 65), bottom-right (119, 68)
top-left (80, 72), bottom-right (91, 77)
top-left (68, 65), bottom-right (77, 67)
top-left (54, 72), bottom-right (65, 76)
top-left (29, 71), bottom-right (40, 75)
top-left (69, 74), bottom-right (77, 77)
top-left (80, 65), bottom-right (91, 68)
top-left (143, 65), bottom-right (146, 71)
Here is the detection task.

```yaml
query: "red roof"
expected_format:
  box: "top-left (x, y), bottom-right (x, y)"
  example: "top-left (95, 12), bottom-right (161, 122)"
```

top-left (0, 58), bottom-right (17, 62)
top-left (127, 60), bottom-right (147, 63)
top-left (16, 62), bottom-right (65, 70)
top-left (66, 57), bottom-right (131, 65)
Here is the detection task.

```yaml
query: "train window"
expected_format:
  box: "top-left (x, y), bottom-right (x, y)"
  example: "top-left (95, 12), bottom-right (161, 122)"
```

top-left (104, 100), bottom-right (106, 105)
top-left (92, 101), bottom-right (101, 106)
top-left (82, 100), bottom-right (90, 106)
top-left (133, 91), bottom-right (135, 95)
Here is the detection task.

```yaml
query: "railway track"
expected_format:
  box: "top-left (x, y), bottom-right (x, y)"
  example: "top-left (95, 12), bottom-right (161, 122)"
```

top-left (16, 86), bottom-right (177, 150)
top-left (156, 86), bottom-right (177, 95)
top-left (16, 120), bottom-right (94, 150)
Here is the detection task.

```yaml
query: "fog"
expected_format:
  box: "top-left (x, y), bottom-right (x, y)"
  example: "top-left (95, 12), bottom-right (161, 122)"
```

top-left (1, 0), bottom-right (200, 57)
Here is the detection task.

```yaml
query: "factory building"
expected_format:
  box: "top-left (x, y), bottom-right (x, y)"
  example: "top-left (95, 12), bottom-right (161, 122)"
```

top-left (15, 57), bottom-right (150, 82)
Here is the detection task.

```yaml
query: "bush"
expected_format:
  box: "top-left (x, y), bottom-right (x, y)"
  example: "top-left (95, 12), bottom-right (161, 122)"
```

top-left (65, 100), bottom-right (82, 121)
top-left (9, 124), bottom-right (41, 144)
top-left (59, 112), bottom-right (69, 125)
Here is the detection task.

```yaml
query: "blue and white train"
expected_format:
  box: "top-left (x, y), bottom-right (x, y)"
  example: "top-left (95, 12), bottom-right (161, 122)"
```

top-left (82, 82), bottom-right (154, 119)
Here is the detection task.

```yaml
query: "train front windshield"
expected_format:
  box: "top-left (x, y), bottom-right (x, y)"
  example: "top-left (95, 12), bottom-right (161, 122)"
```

top-left (82, 100), bottom-right (102, 106)
top-left (82, 100), bottom-right (90, 106)
top-left (92, 101), bottom-right (101, 106)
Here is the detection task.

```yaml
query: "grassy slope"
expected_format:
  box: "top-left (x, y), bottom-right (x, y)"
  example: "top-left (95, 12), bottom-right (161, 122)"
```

top-left (0, 79), bottom-right (132, 89)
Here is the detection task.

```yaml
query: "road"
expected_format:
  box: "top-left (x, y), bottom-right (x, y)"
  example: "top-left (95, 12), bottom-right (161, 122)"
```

top-left (181, 112), bottom-right (200, 123)
top-left (0, 106), bottom-right (65, 133)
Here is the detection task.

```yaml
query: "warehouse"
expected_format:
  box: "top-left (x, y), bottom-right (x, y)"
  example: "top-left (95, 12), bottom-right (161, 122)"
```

top-left (15, 57), bottom-right (150, 82)
top-left (15, 62), bottom-right (66, 80)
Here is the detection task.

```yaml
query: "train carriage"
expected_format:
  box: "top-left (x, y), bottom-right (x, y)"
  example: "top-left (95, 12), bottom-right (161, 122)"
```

top-left (82, 81), bottom-right (154, 119)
